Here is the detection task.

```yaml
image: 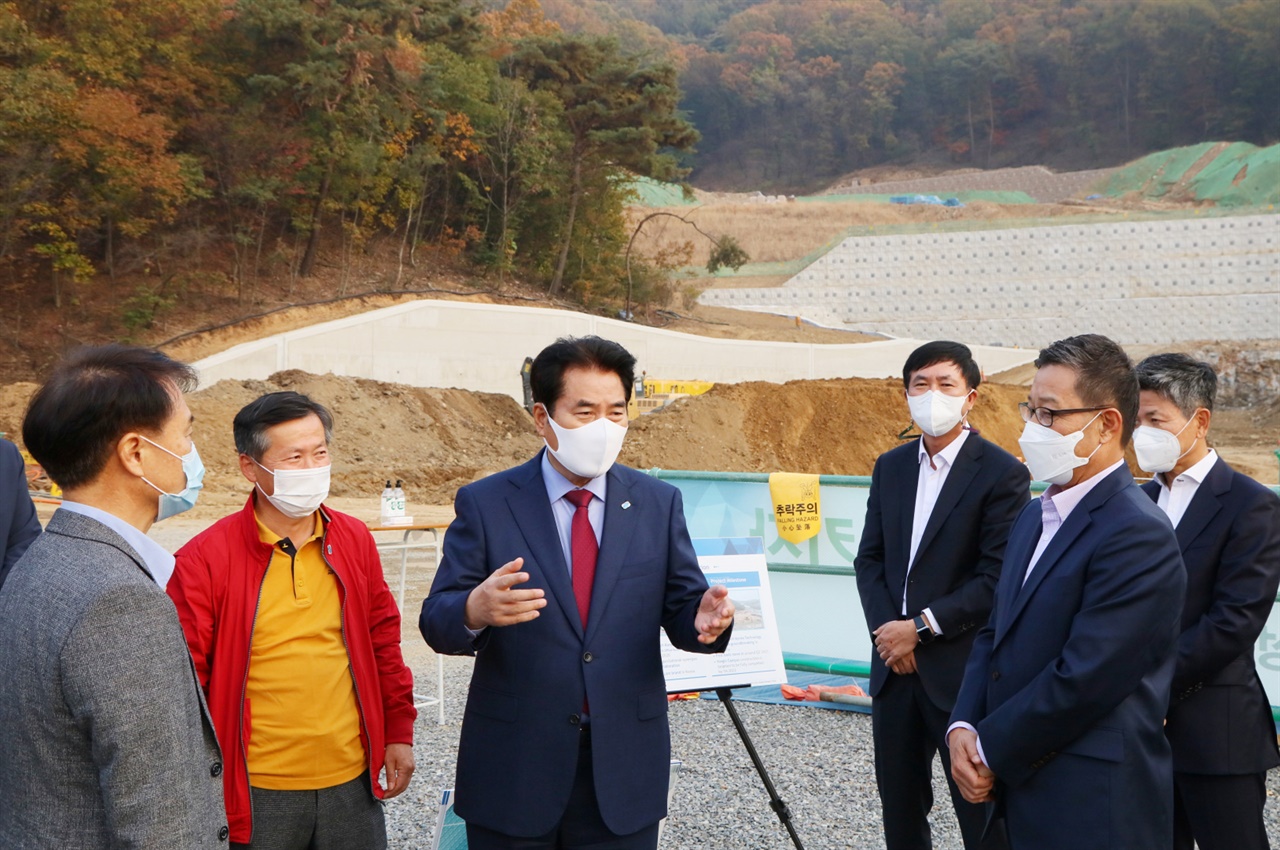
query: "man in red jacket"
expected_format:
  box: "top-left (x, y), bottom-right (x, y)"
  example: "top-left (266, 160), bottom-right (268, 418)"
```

top-left (169, 391), bottom-right (416, 849)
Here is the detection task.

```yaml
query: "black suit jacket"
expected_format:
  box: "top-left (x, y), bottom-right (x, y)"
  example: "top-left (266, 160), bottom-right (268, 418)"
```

top-left (1143, 455), bottom-right (1280, 775)
top-left (0, 439), bottom-right (41, 594)
top-left (855, 431), bottom-right (1029, 709)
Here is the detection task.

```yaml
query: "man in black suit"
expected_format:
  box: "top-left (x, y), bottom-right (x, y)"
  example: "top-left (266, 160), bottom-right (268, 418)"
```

top-left (1134, 353), bottom-right (1280, 850)
top-left (0, 437), bottom-right (41, 593)
top-left (855, 340), bottom-right (1029, 850)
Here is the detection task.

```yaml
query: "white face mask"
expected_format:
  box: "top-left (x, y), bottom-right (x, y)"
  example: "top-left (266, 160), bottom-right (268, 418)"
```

top-left (1133, 417), bottom-right (1197, 474)
top-left (544, 414), bottom-right (627, 480)
top-left (255, 460), bottom-right (331, 519)
top-left (1017, 411), bottom-right (1104, 486)
top-left (907, 389), bottom-right (972, 437)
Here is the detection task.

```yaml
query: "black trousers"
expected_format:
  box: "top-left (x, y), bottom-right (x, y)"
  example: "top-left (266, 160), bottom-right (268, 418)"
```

top-left (872, 672), bottom-right (1008, 850)
top-left (1173, 770), bottom-right (1270, 850)
top-left (465, 729), bottom-right (661, 850)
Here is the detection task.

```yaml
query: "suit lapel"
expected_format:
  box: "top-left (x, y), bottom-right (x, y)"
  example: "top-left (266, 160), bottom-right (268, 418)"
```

top-left (997, 467), bottom-right (1131, 641)
top-left (1173, 456), bottom-right (1227, 550)
top-left (505, 454), bottom-right (582, 639)
top-left (895, 445), bottom-right (919, 592)
top-left (994, 506), bottom-right (1043, 646)
top-left (582, 468), bottom-right (639, 641)
top-left (913, 434), bottom-right (983, 567)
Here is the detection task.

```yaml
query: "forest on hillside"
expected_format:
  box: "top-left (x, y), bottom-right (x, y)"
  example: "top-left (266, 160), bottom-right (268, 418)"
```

top-left (537, 0), bottom-right (1279, 189)
top-left (1, 0), bottom-right (1274, 329)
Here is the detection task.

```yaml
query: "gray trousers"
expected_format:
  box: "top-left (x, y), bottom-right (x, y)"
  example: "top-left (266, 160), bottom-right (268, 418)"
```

top-left (231, 771), bottom-right (386, 850)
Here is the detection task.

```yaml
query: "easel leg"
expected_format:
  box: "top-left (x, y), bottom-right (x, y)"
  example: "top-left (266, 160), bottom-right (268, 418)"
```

top-left (715, 688), bottom-right (805, 850)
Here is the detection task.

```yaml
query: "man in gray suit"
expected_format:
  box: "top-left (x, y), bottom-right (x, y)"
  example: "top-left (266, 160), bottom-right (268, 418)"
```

top-left (0, 344), bottom-right (229, 848)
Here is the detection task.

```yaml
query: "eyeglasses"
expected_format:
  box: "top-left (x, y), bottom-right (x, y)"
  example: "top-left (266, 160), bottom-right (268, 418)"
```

top-left (1018, 402), bottom-right (1109, 428)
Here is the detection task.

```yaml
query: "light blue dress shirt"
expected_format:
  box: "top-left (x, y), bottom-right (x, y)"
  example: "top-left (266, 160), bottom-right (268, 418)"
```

top-left (59, 501), bottom-right (177, 589)
top-left (540, 450), bottom-right (606, 576)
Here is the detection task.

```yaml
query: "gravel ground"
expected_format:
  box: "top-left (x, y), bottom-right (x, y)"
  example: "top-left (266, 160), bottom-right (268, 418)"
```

top-left (144, 516), bottom-right (1280, 850)
top-left (389, 649), bottom-right (1280, 850)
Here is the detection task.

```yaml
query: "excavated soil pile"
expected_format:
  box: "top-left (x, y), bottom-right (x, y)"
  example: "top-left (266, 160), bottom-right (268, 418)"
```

top-left (620, 378), bottom-right (1029, 476)
top-left (185, 371), bottom-right (543, 506)
top-left (1, 372), bottom-right (1032, 505)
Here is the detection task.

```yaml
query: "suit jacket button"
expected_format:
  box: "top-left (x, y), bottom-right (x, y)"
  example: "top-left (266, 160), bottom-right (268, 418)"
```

top-left (569, 714), bottom-right (580, 725)
top-left (991, 671), bottom-right (1001, 681)
top-left (583, 651), bottom-right (593, 663)
top-left (211, 761), bottom-right (223, 777)
top-left (218, 825), bottom-right (229, 841)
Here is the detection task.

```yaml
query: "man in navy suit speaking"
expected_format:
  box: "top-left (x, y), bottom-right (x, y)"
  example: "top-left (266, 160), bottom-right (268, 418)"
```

top-left (421, 335), bottom-right (735, 850)
top-left (947, 334), bottom-right (1186, 849)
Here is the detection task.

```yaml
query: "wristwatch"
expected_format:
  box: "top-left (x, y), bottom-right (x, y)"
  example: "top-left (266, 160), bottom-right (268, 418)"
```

top-left (913, 615), bottom-right (936, 645)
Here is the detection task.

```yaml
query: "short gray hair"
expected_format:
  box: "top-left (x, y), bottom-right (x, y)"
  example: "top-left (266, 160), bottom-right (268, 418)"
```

top-left (1135, 353), bottom-right (1216, 415)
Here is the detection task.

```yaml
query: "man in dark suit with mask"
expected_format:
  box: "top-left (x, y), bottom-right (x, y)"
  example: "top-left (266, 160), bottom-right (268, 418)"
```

top-left (856, 340), bottom-right (1028, 850)
top-left (948, 334), bottom-right (1186, 850)
top-left (421, 335), bottom-right (735, 850)
top-left (1134, 353), bottom-right (1280, 850)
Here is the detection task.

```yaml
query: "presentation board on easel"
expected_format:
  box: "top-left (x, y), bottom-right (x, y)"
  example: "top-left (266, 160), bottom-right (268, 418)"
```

top-left (661, 537), bottom-right (787, 693)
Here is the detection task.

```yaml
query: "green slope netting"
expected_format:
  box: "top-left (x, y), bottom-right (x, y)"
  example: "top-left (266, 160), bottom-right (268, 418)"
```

top-left (1099, 142), bottom-right (1280, 207)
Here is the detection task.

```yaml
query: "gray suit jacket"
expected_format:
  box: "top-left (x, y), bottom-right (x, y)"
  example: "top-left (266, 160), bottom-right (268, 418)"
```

top-left (0, 509), bottom-right (229, 848)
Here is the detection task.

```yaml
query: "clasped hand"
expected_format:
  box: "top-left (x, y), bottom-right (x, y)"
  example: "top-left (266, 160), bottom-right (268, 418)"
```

top-left (873, 619), bottom-right (919, 674)
top-left (948, 727), bottom-right (996, 803)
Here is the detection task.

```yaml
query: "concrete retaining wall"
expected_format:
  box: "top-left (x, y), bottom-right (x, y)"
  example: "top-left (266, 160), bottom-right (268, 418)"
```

top-left (191, 300), bottom-right (1038, 401)
top-left (700, 214), bottom-right (1279, 346)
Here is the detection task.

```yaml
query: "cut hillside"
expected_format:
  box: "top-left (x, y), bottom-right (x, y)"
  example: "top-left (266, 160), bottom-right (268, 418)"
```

top-left (620, 378), bottom-right (1028, 475)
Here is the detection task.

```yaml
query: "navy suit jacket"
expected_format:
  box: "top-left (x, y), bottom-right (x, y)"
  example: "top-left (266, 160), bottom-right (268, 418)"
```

top-left (950, 465), bottom-right (1186, 850)
top-left (0, 439), bottom-right (41, 594)
top-left (855, 433), bottom-right (1029, 709)
top-left (420, 453), bottom-right (729, 838)
top-left (1142, 455), bottom-right (1280, 776)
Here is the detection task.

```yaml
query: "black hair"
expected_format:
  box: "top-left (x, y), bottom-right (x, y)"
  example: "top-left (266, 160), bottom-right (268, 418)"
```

top-left (902, 340), bottom-right (982, 390)
top-left (22, 344), bottom-right (198, 490)
top-left (1135, 353), bottom-right (1217, 416)
top-left (233, 392), bottom-right (334, 460)
top-left (1035, 334), bottom-right (1139, 445)
top-left (530, 336), bottom-right (637, 414)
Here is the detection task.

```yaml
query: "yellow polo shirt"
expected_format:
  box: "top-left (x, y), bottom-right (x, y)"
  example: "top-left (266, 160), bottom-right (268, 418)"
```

top-left (245, 511), bottom-right (365, 790)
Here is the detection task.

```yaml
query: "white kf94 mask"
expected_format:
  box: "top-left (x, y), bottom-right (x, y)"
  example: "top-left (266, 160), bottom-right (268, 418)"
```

top-left (545, 416), bottom-right (627, 480)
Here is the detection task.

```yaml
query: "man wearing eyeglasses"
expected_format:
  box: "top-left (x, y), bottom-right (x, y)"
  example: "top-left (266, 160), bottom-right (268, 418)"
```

top-left (1135, 354), bottom-right (1280, 850)
top-left (855, 341), bottom-right (1028, 850)
top-left (947, 334), bottom-right (1186, 850)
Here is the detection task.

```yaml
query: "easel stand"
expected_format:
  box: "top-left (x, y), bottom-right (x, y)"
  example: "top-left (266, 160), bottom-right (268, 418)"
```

top-left (714, 686), bottom-right (806, 850)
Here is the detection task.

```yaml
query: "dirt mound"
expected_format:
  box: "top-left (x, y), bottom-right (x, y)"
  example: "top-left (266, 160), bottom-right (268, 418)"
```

top-left (620, 378), bottom-right (1029, 475)
top-left (0, 382), bottom-right (38, 438)
top-left (188, 371), bottom-right (543, 506)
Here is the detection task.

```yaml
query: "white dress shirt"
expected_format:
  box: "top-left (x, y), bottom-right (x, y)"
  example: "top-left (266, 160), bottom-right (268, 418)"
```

top-left (905, 429), bottom-right (970, 634)
top-left (541, 450), bottom-right (606, 576)
top-left (949, 458), bottom-right (1126, 764)
top-left (59, 501), bottom-right (177, 589)
top-left (1155, 449), bottom-right (1217, 528)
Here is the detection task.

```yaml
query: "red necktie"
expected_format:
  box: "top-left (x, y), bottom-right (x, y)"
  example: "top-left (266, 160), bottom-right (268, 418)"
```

top-left (565, 489), bottom-right (598, 627)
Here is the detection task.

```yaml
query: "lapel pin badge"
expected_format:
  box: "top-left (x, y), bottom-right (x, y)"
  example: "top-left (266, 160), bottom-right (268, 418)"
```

top-left (621, 501), bottom-right (632, 510)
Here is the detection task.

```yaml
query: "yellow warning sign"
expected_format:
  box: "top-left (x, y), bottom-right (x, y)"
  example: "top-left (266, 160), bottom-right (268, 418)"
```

top-left (768, 472), bottom-right (821, 544)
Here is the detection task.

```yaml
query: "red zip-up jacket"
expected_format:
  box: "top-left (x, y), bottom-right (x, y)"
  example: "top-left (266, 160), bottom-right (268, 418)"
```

top-left (168, 496), bottom-right (416, 844)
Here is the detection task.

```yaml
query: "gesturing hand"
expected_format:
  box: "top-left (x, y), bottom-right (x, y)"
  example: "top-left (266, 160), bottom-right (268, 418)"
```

top-left (948, 728), bottom-right (996, 803)
top-left (695, 585), bottom-right (735, 644)
top-left (464, 558), bottom-right (546, 630)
